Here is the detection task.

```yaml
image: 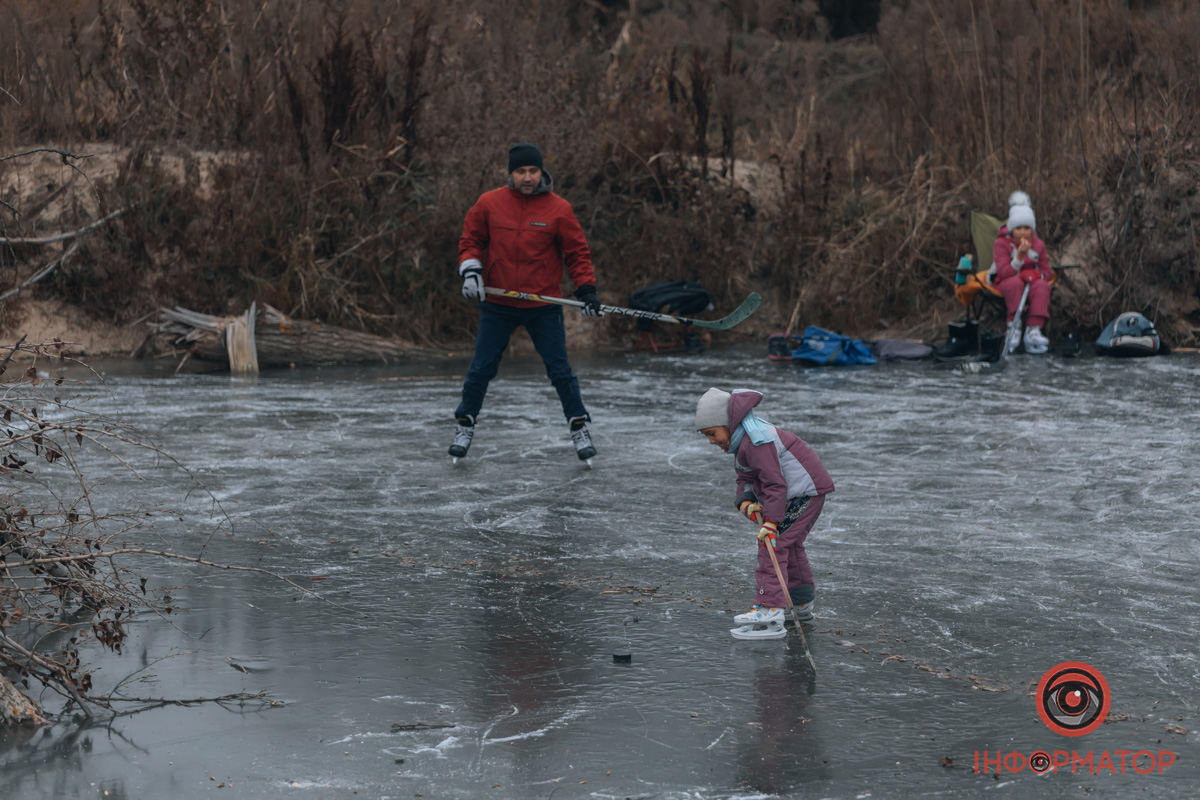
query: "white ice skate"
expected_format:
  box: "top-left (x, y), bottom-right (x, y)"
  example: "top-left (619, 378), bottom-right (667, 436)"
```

top-left (1005, 323), bottom-right (1023, 355)
top-left (1023, 325), bottom-right (1049, 355)
top-left (733, 605), bottom-right (783, 625)
top-left (730, 606), bottom-right (786, 640)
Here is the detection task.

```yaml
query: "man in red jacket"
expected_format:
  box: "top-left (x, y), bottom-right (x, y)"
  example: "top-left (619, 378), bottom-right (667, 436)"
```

top-left (449, 142), bottom-right (601, 463)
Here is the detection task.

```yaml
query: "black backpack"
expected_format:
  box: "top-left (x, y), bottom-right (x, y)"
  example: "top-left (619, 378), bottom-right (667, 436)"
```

top-left (627, 281), bottom-right (713, 331)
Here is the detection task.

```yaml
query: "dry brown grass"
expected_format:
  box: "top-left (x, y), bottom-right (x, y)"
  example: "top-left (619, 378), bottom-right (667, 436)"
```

top-left (1, 0), bottom-right (1197, 344)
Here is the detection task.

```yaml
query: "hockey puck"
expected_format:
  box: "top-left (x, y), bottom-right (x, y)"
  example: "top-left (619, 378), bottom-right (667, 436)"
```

top-left (612, 652), bottom-right (632, 664)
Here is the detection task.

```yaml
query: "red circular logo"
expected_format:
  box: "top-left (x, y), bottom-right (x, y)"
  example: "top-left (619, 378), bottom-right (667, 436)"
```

top-left (1036, 661), bottom-right (1110, 737)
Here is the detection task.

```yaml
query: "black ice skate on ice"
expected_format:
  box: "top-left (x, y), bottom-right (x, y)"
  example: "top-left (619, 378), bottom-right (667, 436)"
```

top-left (569, 416), bottom-right (596, 466)
top-left (448, 415), bottom-right (475, 463)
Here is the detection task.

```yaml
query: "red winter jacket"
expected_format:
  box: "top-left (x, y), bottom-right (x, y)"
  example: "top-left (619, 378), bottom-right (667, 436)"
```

top-left (992, 225), bottom-right (1051, 285)
top-left (458, 175), bottom-right (595, 309)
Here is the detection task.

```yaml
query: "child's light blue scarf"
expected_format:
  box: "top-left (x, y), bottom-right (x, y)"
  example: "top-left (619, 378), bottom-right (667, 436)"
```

top-left (728, 411), bottom-right (772, 453)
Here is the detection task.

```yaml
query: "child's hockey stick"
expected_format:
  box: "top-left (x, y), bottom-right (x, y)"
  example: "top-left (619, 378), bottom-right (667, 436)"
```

top-left (484, 287), bottom-right (762, 331)
top-left (766, 542), bottom-right (817, 674)
top-left (1000, 281), bottom-right (1030, 360)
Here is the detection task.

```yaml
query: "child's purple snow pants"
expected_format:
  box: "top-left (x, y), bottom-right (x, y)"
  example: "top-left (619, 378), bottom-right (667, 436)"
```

top-left (755, 494), bottom-right (825, 608)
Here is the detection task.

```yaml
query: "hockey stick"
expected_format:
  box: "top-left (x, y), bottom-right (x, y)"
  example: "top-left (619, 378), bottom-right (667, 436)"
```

top-left (765, 542), bottom-right (817, 674)
top-left (1000, 281), bottom-right (1030, 360)
top-left (484, 287), bottom-right (762, 331)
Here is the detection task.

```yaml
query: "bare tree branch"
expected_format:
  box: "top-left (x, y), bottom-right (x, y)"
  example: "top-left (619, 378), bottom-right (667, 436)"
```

top-left (0, 342), bottom-right (288, 724)
top-left (0, 242), bottom-right (81, 302)
top-left (3, 546), bottom-right (326, 600)
top-left (0, 149), bottom-right (97, 198)
top-left (0, 208), bottom-right (126, 245)
top-left (0, 334), bottom-right (27, 374)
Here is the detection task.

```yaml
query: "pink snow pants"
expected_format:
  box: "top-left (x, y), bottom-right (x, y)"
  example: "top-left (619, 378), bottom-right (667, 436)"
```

top-left (997, 276), bottom-right (1051, 329)
top-left (755, 494), bottom-right (825, 608)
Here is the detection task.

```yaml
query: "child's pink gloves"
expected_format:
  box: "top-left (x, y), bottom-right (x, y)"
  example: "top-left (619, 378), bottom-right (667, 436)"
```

top-left (738, 500), bottom-right (764, 525)
top-left (756, 521), bottom-right (778, 548)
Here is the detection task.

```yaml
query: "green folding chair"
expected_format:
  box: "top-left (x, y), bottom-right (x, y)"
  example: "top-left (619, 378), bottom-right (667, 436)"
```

top-left (953, 211), bottom-right (1007, 326)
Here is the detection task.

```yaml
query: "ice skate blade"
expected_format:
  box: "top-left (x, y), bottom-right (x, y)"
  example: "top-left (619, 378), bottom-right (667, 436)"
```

top-left (451, 457), bottom-right (459, 465)
top-left (956, 361), bottom-right (993, 374)
top-left (730, 623), bottom-right (786, 641)
top-left (585, 458), bottom-right (594, 469)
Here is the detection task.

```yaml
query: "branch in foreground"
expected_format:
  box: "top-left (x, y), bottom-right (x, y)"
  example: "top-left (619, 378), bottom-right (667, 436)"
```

top-left (2, 544), bottom-right (370, 622)
top-left (101, 690), bottom-right (283, 714)
top-left (0, 207), bottom-right (127, 245)
top-left (5, 546), bottom-right (329, 602)
top-left (0, 149), bottom-right (96, 196)
top-left (0, 333), bottom-right (28, 374)
top-left (0, 242), bottom-right (82, 302)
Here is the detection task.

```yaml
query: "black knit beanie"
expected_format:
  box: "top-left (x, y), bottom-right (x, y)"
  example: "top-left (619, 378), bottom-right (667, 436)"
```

top-left (508, 142), bottom-right (544, 173)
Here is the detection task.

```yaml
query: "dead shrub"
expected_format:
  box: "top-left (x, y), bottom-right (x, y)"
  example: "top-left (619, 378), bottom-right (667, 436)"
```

top-left (0, 0), bottom-right (1196, 344)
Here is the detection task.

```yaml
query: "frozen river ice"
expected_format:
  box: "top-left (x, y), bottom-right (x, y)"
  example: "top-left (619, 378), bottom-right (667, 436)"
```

top-left (2, 345), bottom-right (1198, 799)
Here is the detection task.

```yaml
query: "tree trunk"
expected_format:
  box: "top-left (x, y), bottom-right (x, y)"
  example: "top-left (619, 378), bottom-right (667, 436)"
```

top-left (142, 305), bottom-right (441, 367)
top-left (0, 672), bottom-right (45, 726)
top-left (193, 316), bottom-right (439, 367)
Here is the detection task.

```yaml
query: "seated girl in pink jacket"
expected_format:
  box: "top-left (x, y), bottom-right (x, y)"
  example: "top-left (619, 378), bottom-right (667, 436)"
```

top-left (993, 192), bottom-right (1052, 354)
top-left (695, 388), bottom-right (834, 640)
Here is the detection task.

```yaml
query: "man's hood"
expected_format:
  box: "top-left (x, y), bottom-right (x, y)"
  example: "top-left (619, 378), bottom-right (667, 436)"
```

top-left (507, 170), bottom-right (554, 195)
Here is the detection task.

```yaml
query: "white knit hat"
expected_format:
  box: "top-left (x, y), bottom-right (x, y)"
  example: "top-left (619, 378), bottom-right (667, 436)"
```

top-left (1007, 204), bottom-right (1036, 232)
top-left (1007, 190), bottom-right (1031, 208)
top-left (694, 387), bottom-right (732, 431)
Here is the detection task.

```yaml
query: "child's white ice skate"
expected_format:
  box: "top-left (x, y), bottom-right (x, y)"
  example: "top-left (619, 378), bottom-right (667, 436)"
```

top-left (1023, 325), bottom-right (1050, 355)
top-left (1005, 323), bottom-right (1023, 355)
top-left (730, 605), bottom-right (786, 640)
top-left (733, 604), bottom-right (780, 625)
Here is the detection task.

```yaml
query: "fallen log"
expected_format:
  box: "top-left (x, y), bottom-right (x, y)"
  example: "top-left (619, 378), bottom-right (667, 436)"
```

top-left (141, 304), bottom-right (441, 368)
top-left (0, 672), bottom-right (45, 727)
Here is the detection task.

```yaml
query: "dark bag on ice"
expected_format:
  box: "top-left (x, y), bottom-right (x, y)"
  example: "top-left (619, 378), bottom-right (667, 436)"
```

top-left (768, 332), bottom-right (799, 360)
top-left (627, 280), bottom-right (713, 331)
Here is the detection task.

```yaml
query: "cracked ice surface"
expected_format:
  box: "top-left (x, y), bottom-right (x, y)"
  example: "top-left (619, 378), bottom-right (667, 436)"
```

top-left (2, 347), bottom-right (1198, 799)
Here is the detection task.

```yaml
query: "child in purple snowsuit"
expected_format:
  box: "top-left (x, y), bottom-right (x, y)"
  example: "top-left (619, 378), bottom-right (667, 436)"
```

top-left (695, 388), bottom-right (834, 639)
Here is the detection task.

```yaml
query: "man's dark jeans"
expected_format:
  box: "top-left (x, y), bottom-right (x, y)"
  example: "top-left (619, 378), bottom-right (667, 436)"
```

top-left (454, 302), bottom-right (588, 423)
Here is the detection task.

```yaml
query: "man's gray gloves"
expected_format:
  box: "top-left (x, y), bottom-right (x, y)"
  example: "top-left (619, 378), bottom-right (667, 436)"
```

top-left (460, 259), bottom-right (485, 302)
top-left (574, 285), bottom-right (603, 317)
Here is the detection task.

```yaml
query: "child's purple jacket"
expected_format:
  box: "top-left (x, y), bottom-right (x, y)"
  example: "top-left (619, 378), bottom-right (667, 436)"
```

top-left (728, 389), bottom-right (834, 524)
